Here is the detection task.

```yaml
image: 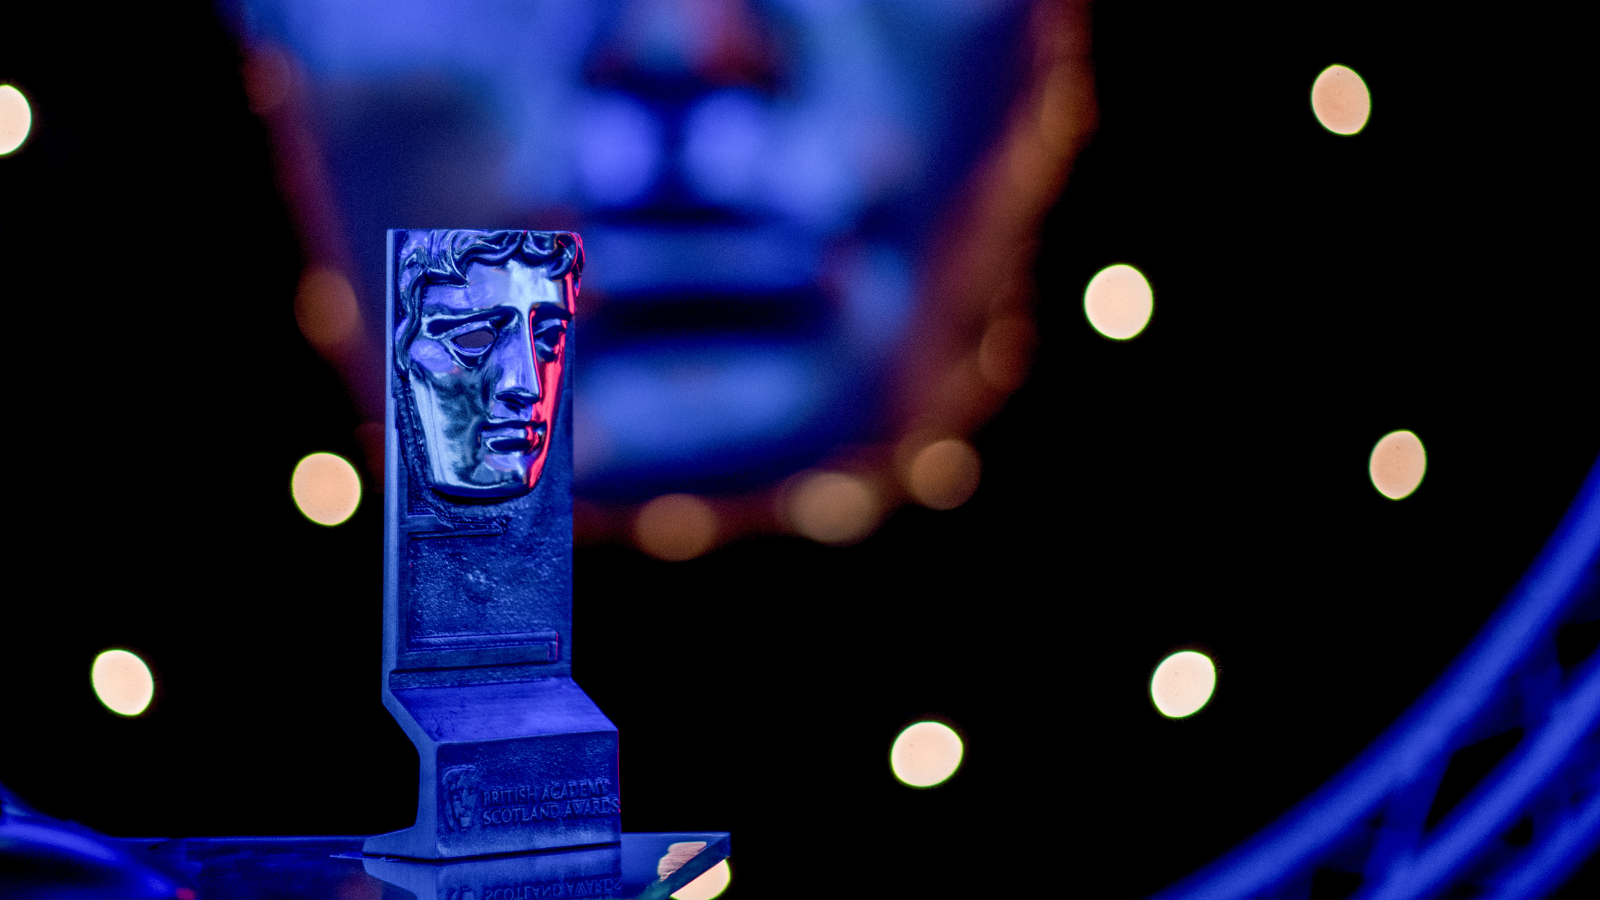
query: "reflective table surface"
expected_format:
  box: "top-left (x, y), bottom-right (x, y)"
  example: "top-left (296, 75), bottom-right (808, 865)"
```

top-left (106, 833), bottom-right (730, 900)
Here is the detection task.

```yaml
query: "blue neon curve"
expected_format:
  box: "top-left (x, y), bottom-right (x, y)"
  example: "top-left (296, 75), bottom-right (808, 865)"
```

top-left (1153, 454), bottom-right (1600, 900)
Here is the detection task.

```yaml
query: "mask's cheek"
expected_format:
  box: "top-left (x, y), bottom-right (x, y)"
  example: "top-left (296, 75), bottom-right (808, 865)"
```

top-left (410, 338), bottom-right (460, 374)
top-left (415, 379), bottom-right (486, 470)
top-left (536, 352), bottom-right (566, 422)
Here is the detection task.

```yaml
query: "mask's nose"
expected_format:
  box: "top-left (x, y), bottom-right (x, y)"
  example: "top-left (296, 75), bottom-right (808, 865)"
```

top-left (490, 327), bottom-right (540, 419)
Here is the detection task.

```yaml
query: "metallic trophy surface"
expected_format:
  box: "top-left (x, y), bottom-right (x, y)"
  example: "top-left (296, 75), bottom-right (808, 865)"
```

top-left (365, 229), bottom-right (619, 859)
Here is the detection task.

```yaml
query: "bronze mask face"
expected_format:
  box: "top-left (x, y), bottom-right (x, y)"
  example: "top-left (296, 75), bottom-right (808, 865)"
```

top-left (403, 260), bottom-right (571, 499)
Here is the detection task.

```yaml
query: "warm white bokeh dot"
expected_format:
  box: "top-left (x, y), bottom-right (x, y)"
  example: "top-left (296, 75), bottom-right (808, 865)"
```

top-left (1150, 651), bottom-right (1217, 718)
top-left (0, 85), bottom-right (32, 155)
top-left (1369, 430), bottom-right (1426, 500)
top-left (905, 439), bottom-right (982, 511)
top-left (978, 315), bottom-right (1036, 390)
top-left (291, 452), bottom-right (362, 526)
top-left (672, 860), bottom-right (731, 900)
top-left (890, 721), bottom-right (964, 787)
top-left (787, 471), bottom-right (880, 545)
top-left (1311, 65), bottom-right (1371, 135)
top-left (634, 494), bottom-right (718, 561)
top-left (1084, 264), bottom-right (1154, 340)
top-left (92, 650), bottom-right (155, 717)
top-left (294, 267), bottom-right (361, 351)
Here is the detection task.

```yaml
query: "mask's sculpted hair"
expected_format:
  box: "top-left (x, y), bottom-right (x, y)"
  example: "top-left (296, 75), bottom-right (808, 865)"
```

top-left (395, 230), bottom-right (583, 378)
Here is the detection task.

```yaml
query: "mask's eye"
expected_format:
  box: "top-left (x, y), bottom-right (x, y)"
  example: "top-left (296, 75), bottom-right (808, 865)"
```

top-left (451, 327), bottom-right (496, 354)
top-left (532, 320), bottom-right (567, 360)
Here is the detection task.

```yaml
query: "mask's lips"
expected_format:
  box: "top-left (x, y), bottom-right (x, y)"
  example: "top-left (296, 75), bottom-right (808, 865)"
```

top-left (483, 422), bottom-right (543, 453)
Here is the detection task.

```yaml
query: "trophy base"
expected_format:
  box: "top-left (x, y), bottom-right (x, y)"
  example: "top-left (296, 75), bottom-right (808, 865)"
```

top-left (368, 676), bottom-right (621, 859)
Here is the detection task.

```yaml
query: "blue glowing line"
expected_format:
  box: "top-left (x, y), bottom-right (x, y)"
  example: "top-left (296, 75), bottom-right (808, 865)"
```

top-left (1152, 455), bottom-right (1600, 900)
top-left (1361, 657), bottom-right (1600, 900)
top-left (1494, 788), bottom-right (1600, 900)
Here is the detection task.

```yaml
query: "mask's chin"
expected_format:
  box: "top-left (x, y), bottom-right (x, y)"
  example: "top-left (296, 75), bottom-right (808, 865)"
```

top-left (432, 450), bottom-right (544, 501)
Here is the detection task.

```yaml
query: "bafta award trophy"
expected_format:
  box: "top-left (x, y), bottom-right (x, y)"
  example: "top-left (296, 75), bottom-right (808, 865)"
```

top-left (364, 230), bottom-right (616, 860)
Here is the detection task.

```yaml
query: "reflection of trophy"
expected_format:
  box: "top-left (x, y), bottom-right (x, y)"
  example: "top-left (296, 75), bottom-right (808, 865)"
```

top-left (364, 832), bottom-right (731, 900)
top-left (365, 230), bottom-right (621, 859)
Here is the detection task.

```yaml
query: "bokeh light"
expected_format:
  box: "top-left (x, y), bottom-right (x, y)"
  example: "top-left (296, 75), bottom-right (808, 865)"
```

top-left (657, 841), bottom-right (707, 880)
top-left (890, 721), bottom-right (964, 787)
top-left (787, 471), bottom-right (880, 545)
top-left (634, 494), bottom-right (718, 561)
top-left (294, 266), bottom-right (361, 352)
top-left (1150, 651), bottom-right (1217, 718)
top-left (334, 874), bottom-right (381, 900)
top-left (1084, 264), bottom-right (1154, 340)
top-left (0, 85), bottom-right (33, 155)
top-left (672, 859), bottom-right (731, 900)
top-left (905, 439), bottom-right (982, 511)
top-left (1311, 65), bottom-right (1371, 135)
top-left (1369, 430), bottom-right (1426, 500)
top-left (291, 452), bottom-right (362, 526)
top-left (92, 650), bottom-right (154, 717)
top-left (978, 315), bottom-right (1037, 391)
top-left (244, 46), bottom-right (293, 115)
top-left (576, 94), bottom-right (663, 205)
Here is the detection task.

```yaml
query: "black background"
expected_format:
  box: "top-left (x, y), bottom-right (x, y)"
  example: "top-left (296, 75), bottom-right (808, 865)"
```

top-left (2, 3), bottom-right (1595, 898)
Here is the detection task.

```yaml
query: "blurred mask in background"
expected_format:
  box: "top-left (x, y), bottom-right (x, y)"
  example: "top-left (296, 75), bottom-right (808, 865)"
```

top-left (228, 0), bottom-right (1092, 548)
